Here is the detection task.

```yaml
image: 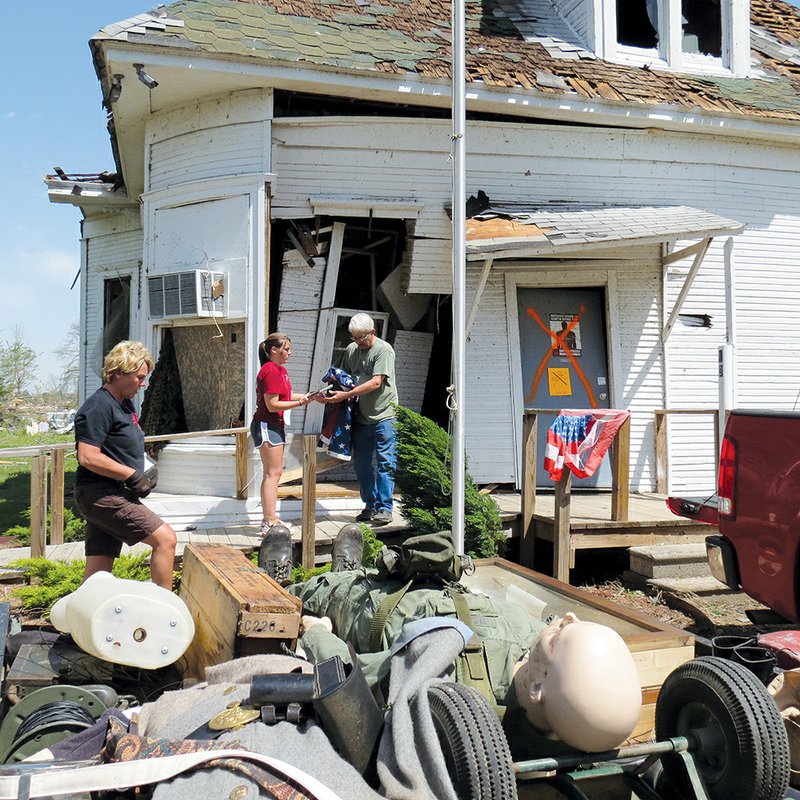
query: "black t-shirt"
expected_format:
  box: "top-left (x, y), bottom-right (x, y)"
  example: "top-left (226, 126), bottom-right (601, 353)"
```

top-left (74, 388), bottom-right (144, 487)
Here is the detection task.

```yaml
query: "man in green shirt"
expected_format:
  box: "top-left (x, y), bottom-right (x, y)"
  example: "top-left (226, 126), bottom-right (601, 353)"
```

top-left (318, 313), bottom-right (398, 525)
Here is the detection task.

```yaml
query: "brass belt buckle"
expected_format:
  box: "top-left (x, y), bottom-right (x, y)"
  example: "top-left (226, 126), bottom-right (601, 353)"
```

top-left (207, 706), bottom-right (261, 731)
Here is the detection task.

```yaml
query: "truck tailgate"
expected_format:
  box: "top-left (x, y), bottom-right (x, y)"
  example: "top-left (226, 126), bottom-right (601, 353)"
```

top-left (666, 495), bottom-right (719, 526)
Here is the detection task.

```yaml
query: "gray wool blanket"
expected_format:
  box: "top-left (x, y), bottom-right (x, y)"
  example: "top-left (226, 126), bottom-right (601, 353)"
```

top-left (136, 628), bottom-right (471, 800)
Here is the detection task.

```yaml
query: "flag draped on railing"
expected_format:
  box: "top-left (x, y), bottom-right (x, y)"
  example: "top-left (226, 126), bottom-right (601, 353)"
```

top-left (543, 409), bottom-right (630, 481)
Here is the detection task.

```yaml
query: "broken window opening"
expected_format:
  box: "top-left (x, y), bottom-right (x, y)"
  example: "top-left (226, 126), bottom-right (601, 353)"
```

top-left (102, 275), bottom-right (131, 361)
top-left (681, 0), bottom-right (722, 56)
top-left (617, 0), bottom-right (659, 49)
top-left (333, 220), bottom-right (404, 311)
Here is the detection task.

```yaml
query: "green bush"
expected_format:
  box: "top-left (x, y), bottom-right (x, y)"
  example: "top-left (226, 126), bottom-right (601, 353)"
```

top-left (8, 506), bottom-right (85, 546)
top-left (10, 553), bottom-right (150, 614)
top-left (393, 406), bottom-right (504, 558)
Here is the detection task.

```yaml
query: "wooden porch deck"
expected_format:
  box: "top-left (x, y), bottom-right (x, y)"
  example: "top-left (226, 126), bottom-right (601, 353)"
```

top-left (0, 490), bottom-right (711, 584)
top-left (497, 490), bottom-right (713, 582)
top-left (0, 509), bottom-right (409, 569)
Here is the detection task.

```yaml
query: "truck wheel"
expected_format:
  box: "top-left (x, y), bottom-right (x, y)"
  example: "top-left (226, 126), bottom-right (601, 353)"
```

top-left (655, 656), bottom-right (789, 800)
top-left (427, 682), bottom-right (517, 800)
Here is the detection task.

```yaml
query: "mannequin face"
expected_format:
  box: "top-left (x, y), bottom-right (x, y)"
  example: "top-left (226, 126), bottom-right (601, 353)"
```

top-left (513, 613), bottom-right (642, 752)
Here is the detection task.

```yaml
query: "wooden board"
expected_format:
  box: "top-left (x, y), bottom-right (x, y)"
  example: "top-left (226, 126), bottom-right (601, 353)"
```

top-left (466, 559), bottom-right (696, 741)
top-left (178, 544), bottom-right (302, 680)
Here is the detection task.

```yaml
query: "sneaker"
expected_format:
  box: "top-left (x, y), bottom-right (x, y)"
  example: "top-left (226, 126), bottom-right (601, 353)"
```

top-left (331, 523), bottom-right (364, 572)
top-left (258, 524), bottom-right (293, 586)
top-left (370, 510), bottom-right (393, 526)
top-left (259, 517), bottom-right (281, 537)
top-left (355, 508), bottom-right (374, 522)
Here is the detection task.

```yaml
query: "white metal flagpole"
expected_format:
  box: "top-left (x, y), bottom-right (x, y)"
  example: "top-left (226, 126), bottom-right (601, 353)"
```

top-left (451, 0), bottom-right (467, 554)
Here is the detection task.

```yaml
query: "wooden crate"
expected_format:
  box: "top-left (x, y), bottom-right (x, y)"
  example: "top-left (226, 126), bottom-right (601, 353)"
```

top-left (179, 544), bottom-right (302, 680)
top-left (465, 559), bottom-right (696, 742)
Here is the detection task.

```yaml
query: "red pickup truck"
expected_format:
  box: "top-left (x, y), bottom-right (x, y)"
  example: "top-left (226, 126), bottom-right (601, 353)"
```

top-left (667, 409), bottom-right (800, 623)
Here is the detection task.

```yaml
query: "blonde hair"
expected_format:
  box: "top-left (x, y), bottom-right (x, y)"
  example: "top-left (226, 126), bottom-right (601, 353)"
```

top-left (258, 333), bottom-right (291, 366)
top-left (102, 341), bottom-right (154, 384)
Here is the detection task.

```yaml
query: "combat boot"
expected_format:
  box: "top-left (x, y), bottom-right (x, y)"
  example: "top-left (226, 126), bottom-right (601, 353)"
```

top-left (258, 524), bottom-right (293, 586)
top-left (331, 523), bottom-right (364, 572)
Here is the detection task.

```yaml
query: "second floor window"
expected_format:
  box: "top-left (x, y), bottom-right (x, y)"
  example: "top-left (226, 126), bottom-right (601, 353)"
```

top-left (613, 0), bottom-right (724, 66)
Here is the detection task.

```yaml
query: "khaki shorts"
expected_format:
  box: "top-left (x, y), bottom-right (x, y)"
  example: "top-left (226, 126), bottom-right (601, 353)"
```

top-left (75, 484), bottom-right (164, 558)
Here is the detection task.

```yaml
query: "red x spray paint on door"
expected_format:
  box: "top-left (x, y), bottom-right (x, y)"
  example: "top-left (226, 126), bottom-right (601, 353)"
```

top-left (516, 287), bottom-right (611, 487)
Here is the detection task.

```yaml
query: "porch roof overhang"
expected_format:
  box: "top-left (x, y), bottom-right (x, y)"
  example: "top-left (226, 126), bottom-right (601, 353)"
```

top-left (463, 203), bottom-right (745, 339)
top-left (465, 204), bottom-right (744, 261)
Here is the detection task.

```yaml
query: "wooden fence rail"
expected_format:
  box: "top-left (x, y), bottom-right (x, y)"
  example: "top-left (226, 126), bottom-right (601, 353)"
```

top-left (0, 427), bottom-right (249, 560)
top-left (520, 409), bottom-right (630, 577)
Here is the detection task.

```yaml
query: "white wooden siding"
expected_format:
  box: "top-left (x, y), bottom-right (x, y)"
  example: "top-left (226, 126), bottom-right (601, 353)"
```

top-left (146, 89), bottom-right (272, 192)
top-left (149, 123), bottom-right (266, 192)
top-left (393, 330), bottom-right (434, 413)
top-left (81, 221), bottom-right (142, 401)
top-left (271, 117), bottom-right (800, 489)
top-left (553, 0), bottom-right (591, 43)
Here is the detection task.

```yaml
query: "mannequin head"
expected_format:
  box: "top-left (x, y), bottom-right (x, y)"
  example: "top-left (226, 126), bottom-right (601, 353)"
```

top-left (513, 613), bottom-right (641, 752)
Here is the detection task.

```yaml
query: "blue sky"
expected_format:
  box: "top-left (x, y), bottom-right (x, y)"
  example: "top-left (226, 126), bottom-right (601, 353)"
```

top-left (0, 2), bottom-right (148, 390)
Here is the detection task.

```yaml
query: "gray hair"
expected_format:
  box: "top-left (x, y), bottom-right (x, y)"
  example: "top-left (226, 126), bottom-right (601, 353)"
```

top-left (348, 313), bottom-right (375, 334)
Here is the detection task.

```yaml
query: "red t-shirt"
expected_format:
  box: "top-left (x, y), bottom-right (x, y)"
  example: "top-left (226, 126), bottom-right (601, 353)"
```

top-left (254, 362), bottom-right (292, 425)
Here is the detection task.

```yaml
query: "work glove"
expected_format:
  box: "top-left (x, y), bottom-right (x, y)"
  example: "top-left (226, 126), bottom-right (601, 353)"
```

top-left (124, 465), bottom-right (159, 498)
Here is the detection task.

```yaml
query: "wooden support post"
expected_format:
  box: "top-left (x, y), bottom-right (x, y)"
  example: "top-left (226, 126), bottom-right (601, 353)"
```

top-left (235, 430), bottom-right (249, 500)
top-left (301, 435), bottom-right (317, 571)
top-left (49, 449), bottom-right (65, 545)
top-left (553, 470), bottom-right (572, 584)
top-left (30, 453), bottom-right (48, 558)
top-left (654, 411), bottom-right (668, 494)
top-left (519, 412), bottom-right (538, 567)
top-left (611, 416), bottom-right (630, 522)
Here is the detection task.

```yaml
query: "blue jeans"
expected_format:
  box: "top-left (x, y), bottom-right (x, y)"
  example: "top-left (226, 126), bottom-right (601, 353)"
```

top-left (352, 418), bottom-right (397, 513)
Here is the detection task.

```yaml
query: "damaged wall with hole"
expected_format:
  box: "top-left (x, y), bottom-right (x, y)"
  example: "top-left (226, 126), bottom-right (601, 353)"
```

top-left (171, 323), bottom-right (245, 430)
top-left (271, 216), bottom-right (439, 481)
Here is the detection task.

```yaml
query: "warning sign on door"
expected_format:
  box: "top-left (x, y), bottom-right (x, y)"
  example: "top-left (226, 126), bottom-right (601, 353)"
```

top-left (548, 367), bottom-right (572, 396)
top-left (550, 314), bottom-right (581, 357)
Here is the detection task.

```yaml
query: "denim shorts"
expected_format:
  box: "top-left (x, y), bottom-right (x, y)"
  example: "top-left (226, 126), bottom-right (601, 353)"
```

top-left (75, 484), bottom-right (164, 558)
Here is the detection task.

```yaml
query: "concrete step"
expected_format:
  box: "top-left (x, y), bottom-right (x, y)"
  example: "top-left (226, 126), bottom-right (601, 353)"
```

top-left (623, 570), bottom-right (733, 598)
top-left (628, 542), bottom-right (711, 579)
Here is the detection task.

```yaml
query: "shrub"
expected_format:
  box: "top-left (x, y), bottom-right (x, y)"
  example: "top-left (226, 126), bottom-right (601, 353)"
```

top-left (10, 553), bottom-right (150, 614)
top-left (393, 406), bottom-right (504, 558)
top-left (8, 506), bottom-right (85, 546)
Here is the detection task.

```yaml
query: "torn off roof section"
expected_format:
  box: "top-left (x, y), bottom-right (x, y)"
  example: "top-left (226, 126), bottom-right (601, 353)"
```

top-left (91, 0), bottom-right (800, 121)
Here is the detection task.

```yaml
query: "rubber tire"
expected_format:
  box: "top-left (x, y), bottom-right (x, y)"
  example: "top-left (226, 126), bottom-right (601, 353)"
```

top-left (655, 656), bottom-right (789, 800)
top-left (427, 682), bottom-right (517, 800)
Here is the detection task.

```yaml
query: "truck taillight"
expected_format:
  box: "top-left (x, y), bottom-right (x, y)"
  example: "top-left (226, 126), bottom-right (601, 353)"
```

top-left (718, 435), bottom-right (737, 516)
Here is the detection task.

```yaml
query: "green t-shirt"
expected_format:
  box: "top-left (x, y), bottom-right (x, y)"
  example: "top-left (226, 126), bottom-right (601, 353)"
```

top-left (340, 337), bottom-right (398, 424)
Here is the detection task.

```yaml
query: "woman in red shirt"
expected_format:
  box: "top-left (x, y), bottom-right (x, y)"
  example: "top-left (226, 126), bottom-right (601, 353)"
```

top-left (251, 333), bottom-right (312, 534)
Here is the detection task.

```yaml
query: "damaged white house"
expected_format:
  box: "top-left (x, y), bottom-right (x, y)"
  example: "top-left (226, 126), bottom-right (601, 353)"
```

top-left (47, 0), bottom-right (800, 505)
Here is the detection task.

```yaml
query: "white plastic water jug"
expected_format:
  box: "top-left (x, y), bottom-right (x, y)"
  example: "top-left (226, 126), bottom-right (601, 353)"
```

top-left (50, 572), bottom-right (195, 669)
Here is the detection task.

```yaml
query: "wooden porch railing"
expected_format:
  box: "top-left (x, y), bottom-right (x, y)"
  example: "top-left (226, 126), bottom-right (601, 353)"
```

top-left (519, 409), bottom-right (631, 579)
top-left (0, 426), bottom-right (266, 561)
top-left (653, 409), bottom-right (719, 494)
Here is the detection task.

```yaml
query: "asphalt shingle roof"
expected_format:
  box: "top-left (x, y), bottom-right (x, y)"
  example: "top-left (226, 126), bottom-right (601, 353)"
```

top-left (95, 0), bottom-right (800, 122)
top-left (465, 205), bottom-right (745, 258)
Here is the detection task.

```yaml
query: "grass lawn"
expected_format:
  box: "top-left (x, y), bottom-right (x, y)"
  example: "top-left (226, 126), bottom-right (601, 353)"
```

top-left (0, 430), bottom-right (77, 536)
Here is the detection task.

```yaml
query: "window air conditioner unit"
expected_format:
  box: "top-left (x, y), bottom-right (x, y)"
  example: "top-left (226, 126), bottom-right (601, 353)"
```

top-left (148, 270), bottom-right (227, 319)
